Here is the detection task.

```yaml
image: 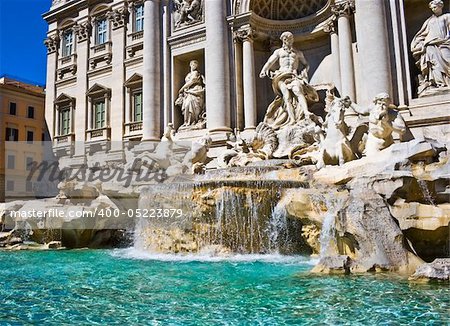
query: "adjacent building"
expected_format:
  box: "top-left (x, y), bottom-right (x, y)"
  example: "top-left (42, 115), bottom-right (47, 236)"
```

top-left (42, 0), bottom-right (450, 168)
top-left (0, 77), bottom-right (47, 201)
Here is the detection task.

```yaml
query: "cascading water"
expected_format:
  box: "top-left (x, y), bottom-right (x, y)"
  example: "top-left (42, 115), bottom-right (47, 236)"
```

top-left (418, 180), bottom-right (436, 206)
top-left (318, 212), bottom-right (336, 257)
top-left (134, 180), bottom-right (304, 255)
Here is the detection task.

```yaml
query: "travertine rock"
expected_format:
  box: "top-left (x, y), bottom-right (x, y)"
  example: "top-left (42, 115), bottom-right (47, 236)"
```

top-left (311, 255), bottom-right (352, 274)
top-left (409, 258), bottom-right (450, 281)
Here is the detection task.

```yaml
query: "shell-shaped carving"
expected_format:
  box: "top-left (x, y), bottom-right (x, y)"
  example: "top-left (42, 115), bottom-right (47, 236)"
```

top-left (251, 122), bottom-right (279, 158)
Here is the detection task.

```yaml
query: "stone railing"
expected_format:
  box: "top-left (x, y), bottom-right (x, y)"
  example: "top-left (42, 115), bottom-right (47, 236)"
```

top-left (54, 133), bottom-right (75, 145)
top-left (124, 121), bottom-right (143, 136)
top-left (86, 127), bottom-right (111, 141)
top-left (59, 53), bottom-right (77, 66)
top-left (131, 31), bottom-right (143, 41)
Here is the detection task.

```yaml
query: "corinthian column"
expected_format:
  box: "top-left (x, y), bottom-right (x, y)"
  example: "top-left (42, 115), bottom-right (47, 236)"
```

top-left (237, 26), bottom-right (257, 131)
top-left (354, 0), bottom-right (392, 105)
top-left (324, 19), bottom-right (341, 92)
top-left (332, 0), bottom-right (356, 101)
top-left (143, 0), bottom-right (161, 141)
top-left (205, 0), bottom-right (232, 133)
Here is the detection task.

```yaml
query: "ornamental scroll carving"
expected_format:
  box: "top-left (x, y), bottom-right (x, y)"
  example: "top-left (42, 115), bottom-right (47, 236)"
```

top-left (108, 7), bottom-right (128, 30)
top-left (44, 35), bottom-right (60, 54)
top-left (74, 21), bottom-right (91, 42)
top-left (331, 0), bottom-right (355, 18)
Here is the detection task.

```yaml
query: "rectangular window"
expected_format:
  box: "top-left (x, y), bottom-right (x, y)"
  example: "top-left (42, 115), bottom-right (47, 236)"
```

top-left (28, 106), bottom-right (35, 119)
top-left (94, 100), bottom-right (106, 129)
top-left (26, 181), bottom-right (33, 193)
top-left (9, 102), bottom-right (16, 115)
top-left (7, 155), bottom-right (15, 169)
top-left (97, 19), bottom-right (108, 44)
top-left (6, 180), bottom-right (14, 192)
top-left (26, 157), bottom-right (34, 171)
top-left (133, 91), bottom-right (142, 122)
top-left (27, 131), bottom-right (34, 143)
top-left (62, 30), bottom-right (73, 57)
top-left (135, 5), bottom-right (144, 32)
top-left (59, 108), bottom-right (71, 135)
top-left (6, 128), bottom-right (19, 141)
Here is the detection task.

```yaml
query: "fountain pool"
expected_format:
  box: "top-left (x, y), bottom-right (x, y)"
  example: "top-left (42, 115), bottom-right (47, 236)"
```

top-left (0, 249), bottom-right (448, 325)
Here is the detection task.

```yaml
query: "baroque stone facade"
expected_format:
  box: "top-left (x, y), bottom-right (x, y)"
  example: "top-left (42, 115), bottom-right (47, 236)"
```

top-left (43, 0), bottom-right (450, 167)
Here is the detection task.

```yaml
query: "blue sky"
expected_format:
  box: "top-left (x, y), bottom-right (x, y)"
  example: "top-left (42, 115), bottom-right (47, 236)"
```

top-left (0, 0), bottom-right (52, 86)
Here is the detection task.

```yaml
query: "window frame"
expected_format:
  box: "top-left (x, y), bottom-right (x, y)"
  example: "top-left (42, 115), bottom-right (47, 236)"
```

top-left (132, 89), bottom-right (143, 122)
top-left (134, 4), bottom-right (144, 32)
top-left (6, 180), bottom-right (14, 192)
top-left (93, 99), bottom-right (106, 129)
top-left (26, 130), bottom-right (34, 144)
top-left (9, 102), bottom-right (17, 115)
top-left (62, 29), bottom-right (74, 57)
top-left (7, 155), bottom-right (15, 170)
top-left (6, 127), bottom-right (19, 141)
top-left (59, 107), bottom-right (71, 136)
top-left (27, 106), bottom-right (35, 119)
top-left (96, 18), bottom-right (108, 45)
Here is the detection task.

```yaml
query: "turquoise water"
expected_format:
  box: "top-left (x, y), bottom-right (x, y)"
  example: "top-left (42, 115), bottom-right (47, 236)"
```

top-left (0, 249), bottom-right (448, 325)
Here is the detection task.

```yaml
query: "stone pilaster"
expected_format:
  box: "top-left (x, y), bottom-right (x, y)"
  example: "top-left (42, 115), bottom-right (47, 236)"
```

top-left (73, 19), bottom-right (90, 157)
top-left (332, 0), bottom-right (356, 100)
top-left (354, 0), bottom-right (392, 105)
top-left (235, 26), bottom-right (257, 131)
top-left (109, 6), bottom-right (127, 153)
top-left (143, 0), bottom-right (162, 141)
top-left (324, 19), bottom-right (342, 93)
top-left (205, 0), bottom-right (232, 134)
top-left (44, 34), bottom-right (59, 138)
top-left (233, 34), bottom-right (244, 131)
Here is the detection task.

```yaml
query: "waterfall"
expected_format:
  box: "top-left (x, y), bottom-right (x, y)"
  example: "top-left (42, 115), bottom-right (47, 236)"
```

top-left (134, 182), bottom-right (303, 255)
top-left (319, 212), bottom-right (336, 257)
top-left (418, 180), bottom-right (436, 206)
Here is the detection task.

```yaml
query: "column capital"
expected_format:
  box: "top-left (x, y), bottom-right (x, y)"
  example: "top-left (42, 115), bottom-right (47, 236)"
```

top-left (108, 7), bottom-right (128, 30)
top-left (233, 25), bottom-right (256, 43)
top-left (73, 20), bottom-right (91, 43)
top-left (331, 0), bottom-right (355, 18)
top-left (44, 34), bottom-right (60, 54)
top-left (323, 18), bottom-right (337, 34)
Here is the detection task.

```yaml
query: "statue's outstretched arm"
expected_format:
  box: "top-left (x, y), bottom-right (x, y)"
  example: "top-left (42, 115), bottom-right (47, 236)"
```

top-left (259, 51), bottom-right (279, 78)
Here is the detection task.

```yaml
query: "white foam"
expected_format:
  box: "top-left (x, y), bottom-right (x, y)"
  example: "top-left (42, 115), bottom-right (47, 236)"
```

top-left (110, 247), bottom-right (314, 265)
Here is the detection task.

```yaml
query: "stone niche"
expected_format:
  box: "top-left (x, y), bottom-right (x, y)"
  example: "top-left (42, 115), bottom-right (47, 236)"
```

top-left (172, 49), bottom-right (205, 137)
top-left (253, 33), bottom-right (332, 124)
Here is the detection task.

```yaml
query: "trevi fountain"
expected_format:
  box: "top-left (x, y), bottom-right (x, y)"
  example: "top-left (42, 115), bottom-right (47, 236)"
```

top-left (0, 0), bottom-right (449, 324)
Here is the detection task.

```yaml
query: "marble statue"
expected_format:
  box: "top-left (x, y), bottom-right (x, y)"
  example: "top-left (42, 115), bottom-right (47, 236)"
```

top-left (259, 31), bottom-right (319, 130)
top-left (174, 0), bottom-right (202, 28)
top-left (411, 0), bottom-right (450, 96)
top-left (175, 60), bottom-right (206, 131)
top-left (182, 135), bottom-right (212, 173)
top-left (364, 93), bottom-right (406, 156)
top-left (317, 96), bottom-right (356, 169)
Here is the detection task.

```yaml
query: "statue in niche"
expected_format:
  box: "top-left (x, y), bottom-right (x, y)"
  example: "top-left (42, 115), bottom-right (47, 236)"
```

top-left (175, 60), bottom-right (206, 131)
top-left (173, 0), bottom-right (202, 29)
top-left (259, 31), bottom-right (319, 130)
top-left (410, 0), bottom-right (450, 96)
top-left (364, 93), bottom-right (406, 156)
